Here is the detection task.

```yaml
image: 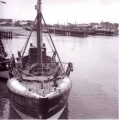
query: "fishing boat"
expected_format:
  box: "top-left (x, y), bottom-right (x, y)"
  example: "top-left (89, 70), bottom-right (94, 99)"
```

top-left (0, 60), bottom-right (10, 79)
top-left (7, 0), bottom-right (73, 119)
top-left (0, 38), bottom-right (10, 79)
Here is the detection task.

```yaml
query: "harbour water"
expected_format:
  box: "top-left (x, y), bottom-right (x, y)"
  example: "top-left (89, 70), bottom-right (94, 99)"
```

top-left (0, 31), bottom-right (118, 119)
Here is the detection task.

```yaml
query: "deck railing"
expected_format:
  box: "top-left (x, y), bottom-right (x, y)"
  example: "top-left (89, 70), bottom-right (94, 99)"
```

top-left (12, 62), bottom-right (70, 80)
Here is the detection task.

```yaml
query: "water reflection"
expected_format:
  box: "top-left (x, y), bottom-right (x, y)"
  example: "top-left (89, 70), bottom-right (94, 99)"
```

top-left (0, 98), bottom-right (10, 119)
top-left (0, 80), bottom-right (9, 119)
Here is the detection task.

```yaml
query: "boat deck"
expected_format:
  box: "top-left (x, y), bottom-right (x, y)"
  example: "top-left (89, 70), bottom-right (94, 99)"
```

top-left (16, 76), bottom-right (63, 96)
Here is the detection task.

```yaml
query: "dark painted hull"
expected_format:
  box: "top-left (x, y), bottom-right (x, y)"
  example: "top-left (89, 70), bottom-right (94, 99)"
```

top-left (0, 70), bottom-right (9, 79)
top-left (8, 87), bottom-right (71, 119)
top-left (0, 60), bottom-right (10, 79)
top-left (0, 76), bottom-right (8, 80)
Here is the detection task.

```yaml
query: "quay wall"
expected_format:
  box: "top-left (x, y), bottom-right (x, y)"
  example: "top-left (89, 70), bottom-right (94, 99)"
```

top-left (0, 26), bottom-right (118, 37)
top-left (48, 28), bottom-right (118, 37)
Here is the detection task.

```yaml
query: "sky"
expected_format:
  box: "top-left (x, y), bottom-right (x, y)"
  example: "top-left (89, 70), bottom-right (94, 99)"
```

top-left (0, 0), bottom-right (120, 25)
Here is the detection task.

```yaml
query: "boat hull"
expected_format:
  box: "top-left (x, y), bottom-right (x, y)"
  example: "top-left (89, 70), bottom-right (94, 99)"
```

top-left (0, 70), bottom-right (9, 80)
top-left (8, 88), bottom-right (71, 119)
top-left (7, 77), bottom-right (72, 119)
top-left (11, 102), bottom-right (67, 119)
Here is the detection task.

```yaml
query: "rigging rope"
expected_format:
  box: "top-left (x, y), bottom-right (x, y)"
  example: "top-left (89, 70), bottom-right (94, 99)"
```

top-left (41, 13), bottom-right (65, 74)
top-left (21, 15), bottom-right (37, 56)
top-left (43, 33), bottom-right (54, 52)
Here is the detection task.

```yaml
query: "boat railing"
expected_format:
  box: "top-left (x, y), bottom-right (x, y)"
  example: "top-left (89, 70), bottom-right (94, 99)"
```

top-left (12, 62), bottom-right (73, 80)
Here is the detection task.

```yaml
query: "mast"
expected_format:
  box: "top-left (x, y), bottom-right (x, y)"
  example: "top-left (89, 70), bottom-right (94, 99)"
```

top-left (37, 0), bottom-right (42, 64)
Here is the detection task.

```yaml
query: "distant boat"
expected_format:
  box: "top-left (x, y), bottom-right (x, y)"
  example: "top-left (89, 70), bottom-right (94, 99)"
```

top-left (7, 0), bottom-right (73, 119)
top-left (23, 26), bottom-right (32, 31)
top-left (23, 26), bottom-right (36, 31)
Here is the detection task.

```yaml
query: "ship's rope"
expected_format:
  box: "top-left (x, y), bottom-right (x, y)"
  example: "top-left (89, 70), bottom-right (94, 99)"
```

top-left (32, 32), bottom-right (36, 47)
top-left (41, 13), bottom-right (65, 74)
top-left (40, 15), bottom-right (45, 94)
top-left (21, 15), bottom-right (37, 56)
top-left (43, 33), bottom-right (54, 52)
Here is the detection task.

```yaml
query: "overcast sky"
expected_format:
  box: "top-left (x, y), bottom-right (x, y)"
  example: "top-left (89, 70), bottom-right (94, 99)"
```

top-left (0, 0), bottom-right (119, 24)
